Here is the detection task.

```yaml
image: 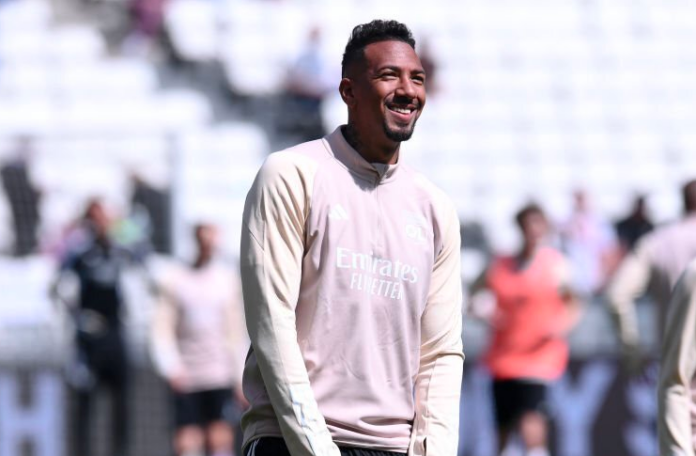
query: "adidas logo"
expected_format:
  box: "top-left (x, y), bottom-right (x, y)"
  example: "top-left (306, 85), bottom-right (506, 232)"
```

top-left (328, 204), bottom-right (349, 221)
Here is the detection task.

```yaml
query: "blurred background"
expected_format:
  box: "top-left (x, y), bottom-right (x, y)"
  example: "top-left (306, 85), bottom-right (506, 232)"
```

top-left (1, 0), bottom-right (695, 455)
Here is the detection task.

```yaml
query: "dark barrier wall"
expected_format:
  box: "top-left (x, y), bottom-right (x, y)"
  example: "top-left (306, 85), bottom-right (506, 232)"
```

top-left (0, 367), bottom-right (170, 456)
top-left (459, 358), bottom-right (659, 456)
top-left (0, 358), bottom-right (659, 456)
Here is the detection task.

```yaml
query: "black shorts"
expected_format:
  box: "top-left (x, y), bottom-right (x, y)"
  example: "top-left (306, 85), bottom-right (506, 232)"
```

top-left (174, 388), bottom-right (232, 428)
top-left (244, 437), bottom-right (406, 456)
top-left (492, 379), bottom-right (548, 429)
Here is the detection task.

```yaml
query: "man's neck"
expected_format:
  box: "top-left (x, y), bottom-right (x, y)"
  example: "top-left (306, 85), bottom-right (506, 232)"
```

top-left (342, 124), bottom-right (399, 165)
top-left (193, 254), bottom-right (211, 269)
top-left (94, 233), bottom-right (110, 248)
top-left (518, 243), bottom-right (539, 264)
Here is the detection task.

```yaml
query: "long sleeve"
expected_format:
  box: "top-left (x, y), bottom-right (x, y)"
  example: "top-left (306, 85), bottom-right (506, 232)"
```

top-left (226, 271), bottom-right (248, 388)
top-left (149, 287), bottom-right (184, 380)
top-left (409, 203), bottom-right (465, 456)
top-left (659, 261), bottom-right (696, 456)
top-left (605, 240), bottom-right (652, 350)
top-left (240, 153), bottom-right (340, 456)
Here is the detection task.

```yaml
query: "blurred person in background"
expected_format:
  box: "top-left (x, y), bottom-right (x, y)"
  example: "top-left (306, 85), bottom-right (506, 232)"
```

top-left (417, 38), bottom-right (438, 96)
top-left (1, 136), bottom-right (41, 256)
top-left (560, 189), bottom-right (619, 297)
top-left (279, 26), bottom-right (334, 144)
top-left (657, 257), bottom-right (696, 456)
top-left (240, 19), bottom-right (463, 456)
top-left (130, 173), bottom-right (172, 254)
top-left (469, 203), bottom-right (582, 456)
top-left (126, 0), bottom-right (168, 55)
top-left (614, 194), bottom-right (654, 255)
top-left (151, 223), bottom-right (247, 456)
top-left (51, 198), bottom-right (149, 456)
top-left (607, 179), bottom-right (696, 371)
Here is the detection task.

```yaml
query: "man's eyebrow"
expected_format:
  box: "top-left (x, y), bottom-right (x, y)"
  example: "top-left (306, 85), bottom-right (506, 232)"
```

top-left (375, 65), bottom-right (400, 72)
top-left (375, 65), bottom-right (426, 74)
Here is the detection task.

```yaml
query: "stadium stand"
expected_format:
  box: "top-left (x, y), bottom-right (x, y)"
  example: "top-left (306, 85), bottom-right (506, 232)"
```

top-left (1, 0), bottom-right (694, 372)
top-left (1, 0), bottom-right (696, 454)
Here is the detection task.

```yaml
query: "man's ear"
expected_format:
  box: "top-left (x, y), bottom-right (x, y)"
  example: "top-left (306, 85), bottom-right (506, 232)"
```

top-left (339, 78), bottom-right (357, 108)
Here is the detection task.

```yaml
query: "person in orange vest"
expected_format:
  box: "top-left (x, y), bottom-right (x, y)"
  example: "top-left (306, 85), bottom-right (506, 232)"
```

top-left (470, 203), bottom-right (583, 456)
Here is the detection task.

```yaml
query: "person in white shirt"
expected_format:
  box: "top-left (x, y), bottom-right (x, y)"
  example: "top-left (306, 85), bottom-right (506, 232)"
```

top-left (607, 179), bottom-right (696, 370)
top-left (151, 224), bottom-right (247, 456)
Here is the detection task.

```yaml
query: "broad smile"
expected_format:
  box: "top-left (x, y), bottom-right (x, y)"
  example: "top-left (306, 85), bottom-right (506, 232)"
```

top-left (386, 103), bottom-right (418, 122)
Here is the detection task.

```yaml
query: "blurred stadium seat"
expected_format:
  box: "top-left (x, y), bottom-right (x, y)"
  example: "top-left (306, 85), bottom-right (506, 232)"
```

top-left (164, 0), bottom-right (219, 61)
top-left (176, 122), bottom-right (268, 258)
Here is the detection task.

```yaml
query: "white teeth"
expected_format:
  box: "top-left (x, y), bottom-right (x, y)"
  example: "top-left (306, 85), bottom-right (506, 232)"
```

top-left (391, 107), bottom-right (411, 114)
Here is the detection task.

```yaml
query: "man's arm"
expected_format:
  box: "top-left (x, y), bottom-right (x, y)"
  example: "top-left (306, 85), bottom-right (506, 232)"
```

top-left (555, 256), bottom-right (584, 337)
top-left (605, 239), bottom-right (652, 361)
top-left (658, 261), bottom-right (696, 456)
top-left (241, 153), bottom-right (340, 456)
top-left (409, 203), bottom-right (465, 456)
top-left (50, 249), bottom-right (80, 320)
top-left (149, 282), bottom-right (186, 390)
top-left (225, 270), bottom-right (249, 403)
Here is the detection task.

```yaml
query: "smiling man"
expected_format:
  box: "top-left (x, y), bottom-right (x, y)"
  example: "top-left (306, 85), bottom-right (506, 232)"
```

top-left (240, 20), bottom-right (464, 456)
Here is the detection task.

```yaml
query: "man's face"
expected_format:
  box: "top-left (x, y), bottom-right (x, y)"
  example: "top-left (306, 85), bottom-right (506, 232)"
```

top-left (348, 40), bottom-right (426, 145)
top-left (521, 212), bottom-right (549, 246)
top-left (86, 202), bottom-right (110, 237)
top-left (195, 225), bottom-right (218, 256)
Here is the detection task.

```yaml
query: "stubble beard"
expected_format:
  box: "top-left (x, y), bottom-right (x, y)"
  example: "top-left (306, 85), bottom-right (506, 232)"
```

top-left (383, 118), bottom-right (418, 142)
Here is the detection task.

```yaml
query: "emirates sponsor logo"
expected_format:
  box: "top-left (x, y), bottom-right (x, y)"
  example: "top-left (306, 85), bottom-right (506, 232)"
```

top-left (336, 247), bottom-right (418, 301)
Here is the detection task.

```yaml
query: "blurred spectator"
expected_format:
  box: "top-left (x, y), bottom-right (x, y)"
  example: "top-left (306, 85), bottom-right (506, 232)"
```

top-left (279, 26), bottom-right (333, 143)
top-left (614, 194), bottom-right (654, 253)
top-left (607, 179), bottom-right (696, 370)
top-left (131, 173), bottom-right (172, 254)
top-left (150, 223), bottom-right (246, 456)
top-left (560, 189), bottom-right (619, 296)
top-left (1, 136), bottom-right (41, 256)
top-left (461, 220), bottom-right (493, 256)
top-left (469, 203), bottom-right (582, 456)
top-left (418, 38), bottom-right (439, 95)
top-left (127, 0), bottom-right (168, 55)
top-left (51, 199), bottom-right (149, 456)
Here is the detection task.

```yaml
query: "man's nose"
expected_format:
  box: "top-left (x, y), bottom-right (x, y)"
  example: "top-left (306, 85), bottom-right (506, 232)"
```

top-left (397, 75), bottom-right (418, 99)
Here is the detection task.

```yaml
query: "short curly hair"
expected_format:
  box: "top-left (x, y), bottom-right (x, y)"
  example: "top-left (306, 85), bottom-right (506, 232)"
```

top-left (341, 20), bottom-right (416, 77)
top-left (515, 203), bottom-right (546, 229)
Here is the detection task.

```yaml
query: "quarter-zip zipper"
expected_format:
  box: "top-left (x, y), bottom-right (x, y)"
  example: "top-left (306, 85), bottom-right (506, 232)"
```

top-left (373, 173), bottom-right (385, 250)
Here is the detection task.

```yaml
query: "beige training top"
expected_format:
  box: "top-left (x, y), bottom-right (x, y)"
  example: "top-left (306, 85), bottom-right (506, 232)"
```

top-left (659, 258), bottom-right (696, 456)
top-left (240, 127), bottom-right (464, 456)
top-left (607, 215), bottom-right (696, 349)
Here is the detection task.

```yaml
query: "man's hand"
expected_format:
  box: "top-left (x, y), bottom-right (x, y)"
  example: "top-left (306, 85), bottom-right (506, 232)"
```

top-left (234, 385), bottom-right (249, 409)
top-left (620, 341), bottom-right (643, 376)
top-left (168, 373), bottom-right (187, 393)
